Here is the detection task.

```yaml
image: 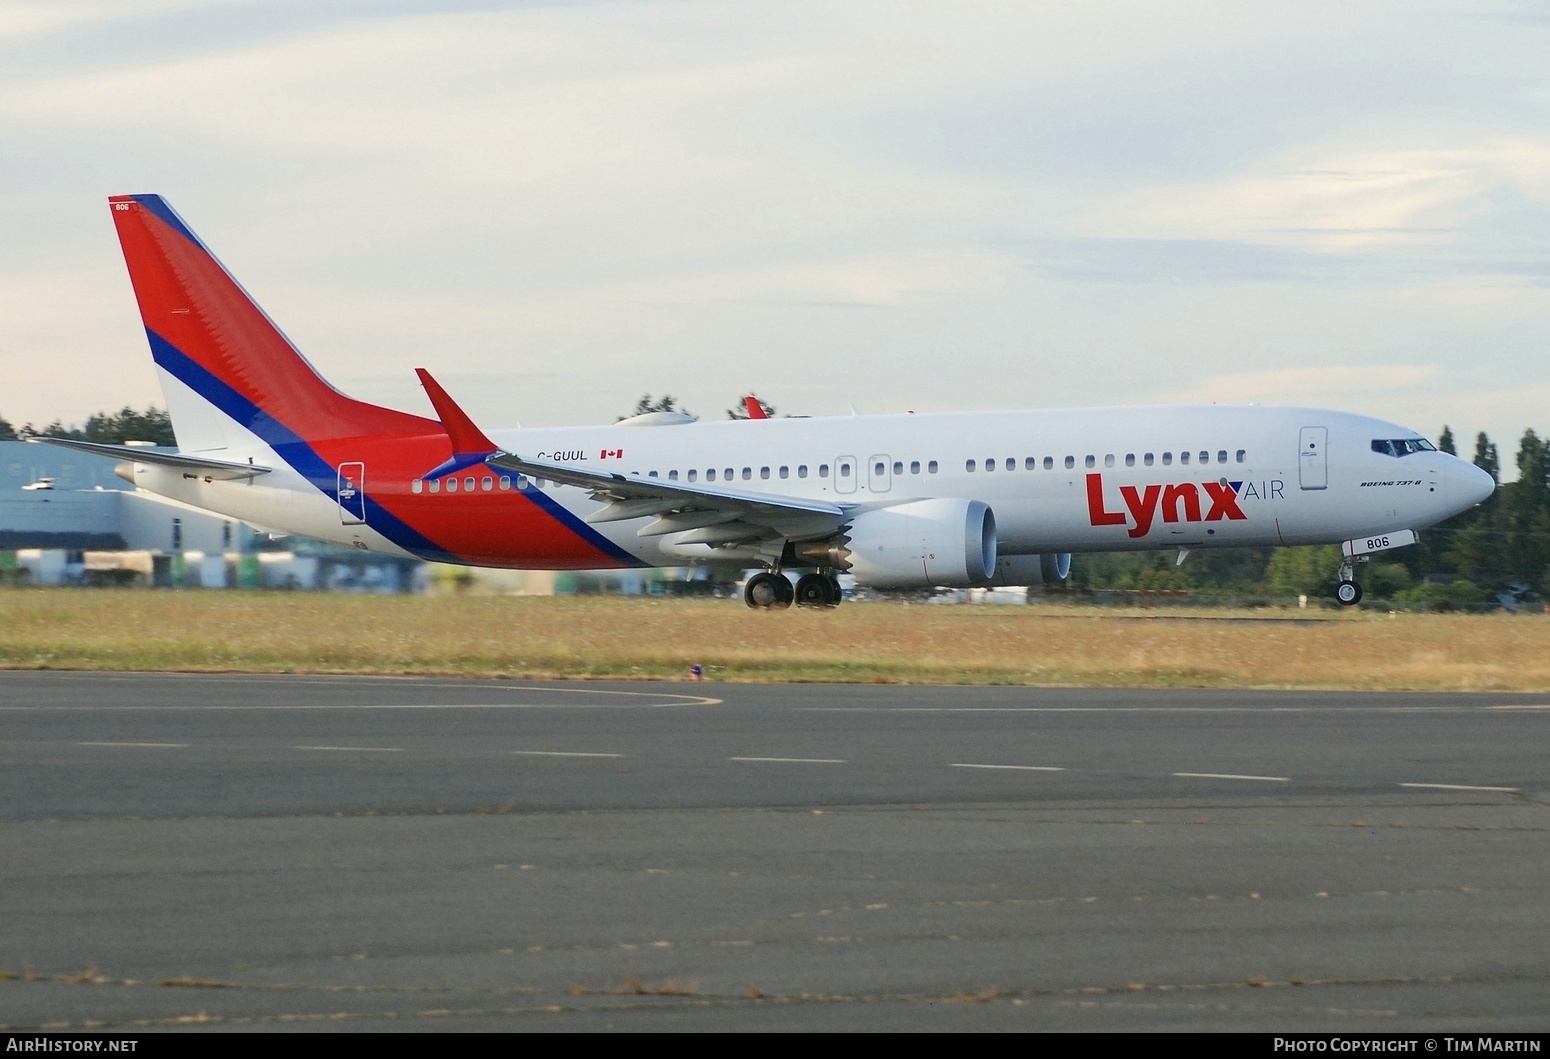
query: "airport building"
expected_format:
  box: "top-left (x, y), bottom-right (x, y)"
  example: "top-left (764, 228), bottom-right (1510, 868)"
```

top-left (0, 441), bottom-right (421, 591)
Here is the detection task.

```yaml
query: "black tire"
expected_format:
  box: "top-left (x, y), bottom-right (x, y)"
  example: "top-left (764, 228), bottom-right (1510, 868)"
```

top-left (825, 574), bottom-right (843, 606)
top-left (1335, 579), bottom-right (1362, 606)
top-left (744, 572), bottom-right (792, 610)
top-left (795, 574), bottom-right (836, 608)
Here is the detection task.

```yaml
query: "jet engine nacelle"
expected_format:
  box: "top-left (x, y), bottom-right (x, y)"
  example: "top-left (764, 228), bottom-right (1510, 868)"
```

top-left (831, 498), bottom-right (996, 589)
top-left (987, 552), bottom-right (1072, 587)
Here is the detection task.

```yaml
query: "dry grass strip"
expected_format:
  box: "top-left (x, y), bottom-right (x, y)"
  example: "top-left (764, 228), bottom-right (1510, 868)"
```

top-left (0, 589), bottom-right (1546, 690)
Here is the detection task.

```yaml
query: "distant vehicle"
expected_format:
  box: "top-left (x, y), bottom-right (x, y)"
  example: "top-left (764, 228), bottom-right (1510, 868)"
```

top-left (20, 478), bottom-right (54, 491)
top-left (37, 195), bottom-right (1495, 610)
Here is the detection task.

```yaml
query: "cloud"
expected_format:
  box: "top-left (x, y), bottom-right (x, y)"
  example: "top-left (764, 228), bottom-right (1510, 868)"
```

top-left (0, 0), bottom-right (1545, 443)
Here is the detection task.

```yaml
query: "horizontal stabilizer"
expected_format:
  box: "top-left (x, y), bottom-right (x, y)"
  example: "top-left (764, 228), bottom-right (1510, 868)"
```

top-left (29, 437), bottom-right (272, 481)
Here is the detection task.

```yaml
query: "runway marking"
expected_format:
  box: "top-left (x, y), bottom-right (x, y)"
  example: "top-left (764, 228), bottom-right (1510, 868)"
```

top-left (729, 756), bottom-right (846, 764)
top-left (78, 741), bottom-right (188, 748)
top-left (950, 763), bottom-right (1065, 772)
top-left (1482, 705), bottom-right (1550, 711)
top-left (801, 706), bottom-right (1477, 714)
top-left (511, 751), bottom-right (624, 759)
top-left (3, 674), bottom-right (721, 706)
top-left (294, 745), bottom-right (405, 753)
top-left (1173, 772), bottom-right (1290, 782)
top-left (1400, 782), bottom-right (1519, 793)
top-left (0, 701), bottom-right (721, 712)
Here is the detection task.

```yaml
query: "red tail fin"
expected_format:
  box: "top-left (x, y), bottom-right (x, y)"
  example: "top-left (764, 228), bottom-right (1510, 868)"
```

top-left (110, 194), bottom-right (438, 446)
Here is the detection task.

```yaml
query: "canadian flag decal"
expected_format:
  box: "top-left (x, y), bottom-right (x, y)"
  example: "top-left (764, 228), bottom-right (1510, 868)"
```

top-left (599, 448), bottom-right (625, 460)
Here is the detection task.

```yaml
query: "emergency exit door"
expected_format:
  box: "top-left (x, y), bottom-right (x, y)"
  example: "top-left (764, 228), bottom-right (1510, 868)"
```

top-left (1298, 427), bottom-right (1327, 490)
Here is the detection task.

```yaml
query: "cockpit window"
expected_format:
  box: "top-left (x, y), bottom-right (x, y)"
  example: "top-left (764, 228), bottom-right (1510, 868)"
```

top-left (1371, 438), bottom-right (1437, 457)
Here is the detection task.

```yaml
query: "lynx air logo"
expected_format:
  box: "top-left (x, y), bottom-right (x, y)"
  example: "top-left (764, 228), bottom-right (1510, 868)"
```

top-left (1085, 473), bottom-right (1282, 538)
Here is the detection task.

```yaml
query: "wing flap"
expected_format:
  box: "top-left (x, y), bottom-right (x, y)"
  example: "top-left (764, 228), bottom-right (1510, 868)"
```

top-left (486, 451), bottom-right (848, 540)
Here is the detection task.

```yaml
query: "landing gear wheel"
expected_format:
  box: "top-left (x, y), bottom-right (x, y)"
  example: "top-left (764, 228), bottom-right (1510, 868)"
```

top-left (794, 573), bottom-right (840, 608)
top-left (744, 572), bottom-right (793, 610)
top-left (825, 574), bottom-right (843, 606)
top-left (1335, 579), bottom-right (1362, 606)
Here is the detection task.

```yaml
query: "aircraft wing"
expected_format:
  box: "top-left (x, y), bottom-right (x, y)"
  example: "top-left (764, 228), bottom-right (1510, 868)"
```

top-left (486, 451), bottom-right (848, 545)
top-left (29, 437), bottom-right (272, 481)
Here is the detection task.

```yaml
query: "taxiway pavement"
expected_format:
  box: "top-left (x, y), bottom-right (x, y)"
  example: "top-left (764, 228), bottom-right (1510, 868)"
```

top-left (2, 672), bottom-right (1546, 1030)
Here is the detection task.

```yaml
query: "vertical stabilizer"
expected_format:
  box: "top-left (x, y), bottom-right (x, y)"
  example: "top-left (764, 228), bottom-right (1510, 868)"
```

top-left (108, 195), bottom-right (438, 453)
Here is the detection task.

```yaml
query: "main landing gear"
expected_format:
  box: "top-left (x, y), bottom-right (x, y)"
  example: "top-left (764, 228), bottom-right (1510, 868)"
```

top-left (793, 572), bottom-right (843, 608)
top-left (744, 571), bottom-right (842, 610)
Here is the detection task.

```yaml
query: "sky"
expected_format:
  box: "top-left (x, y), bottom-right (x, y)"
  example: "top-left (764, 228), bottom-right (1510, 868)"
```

top-left (2, 0), bottom-right (1548, 465)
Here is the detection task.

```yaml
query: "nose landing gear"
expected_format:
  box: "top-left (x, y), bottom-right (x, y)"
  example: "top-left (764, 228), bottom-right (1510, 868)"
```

top-left (1335, 559), bottom-right (1363, 606)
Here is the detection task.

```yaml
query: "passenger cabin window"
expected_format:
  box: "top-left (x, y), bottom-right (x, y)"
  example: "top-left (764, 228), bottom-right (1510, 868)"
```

top-left (928, 460), bottom-right (939, 473)
top-left (876, 461), bottom-right (887, 475)
top-left (742, 468), bottom-right (752, 480)
top-left (1084, 455), bottom-right (1095, 469)
top-left (1043, 456), bottom-right (1054, 470)
top-left (893, 461), bottom-right (903, 475)
top-left (1145, 453), bottom-right (1154, 466)
top-left (985, 458), bottom-right (994, 472)
top-left (819, 464), bottom-right (829, 477)
top-left (411, 479), bottom-right (423, 494)
top-left (910, 461), bottom-right (921, 474)
top-left (1217, 450), bottom-right (1228, 464)
top-left (1065, 456), bottom-right (1075, 469)
top-left (446, 478), bottom-right (458, 493)
top-left (1025, 457), bottom-right (1036, 470)
top-left (688, 469), bottom-right (698, 482)
top-left (839, 463), bottom-right (850, 478)
top-left (779, 466), bottom-right (789, 478)
top-left (760, 467), bottom-right (770, 479)
top-left (1236, 449), bottom-right (1246, 463)
top-left (1198, 451), bottom-right (1209, 465)
top-left (1125, 454), bottom-right (1135, 467)
top-left (465, 476), bottom-right (476, 490)
top-left (482, 477), bottom-right (493, 491)
top-left (798, 465), bottom-right (808, 478)
top-left (1162, 452), bottom-right (1172, 466)
top-left (707, 469), bottom-right (717, 481)
top-left (1180, 452), bottom-right (1190, 466)
top-left (500, 476), bottom-right (511, 489)
top-left (1104, 454), bottom-right (1115, 468)
top-left (966, 459), bottom-right (977, 472)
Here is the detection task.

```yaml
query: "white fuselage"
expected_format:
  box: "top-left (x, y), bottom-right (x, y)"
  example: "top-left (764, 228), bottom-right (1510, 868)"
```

top-left (130, 402), bottom-right (1493, 573)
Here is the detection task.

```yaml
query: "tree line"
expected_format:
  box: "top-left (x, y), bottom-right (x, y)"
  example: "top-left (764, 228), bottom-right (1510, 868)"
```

top-left (0, 406), bottom-right (176, 446)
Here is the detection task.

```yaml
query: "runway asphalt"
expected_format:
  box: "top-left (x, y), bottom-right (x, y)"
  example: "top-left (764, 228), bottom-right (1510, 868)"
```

top-left (1, 672), bottom-right (1547, 1031)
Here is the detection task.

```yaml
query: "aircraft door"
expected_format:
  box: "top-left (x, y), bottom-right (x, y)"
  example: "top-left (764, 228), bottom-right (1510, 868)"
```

top-left (1298, 427), bottom-right (1327, 490)
top-left (834, 455), bottom-right (857, 494)
top-left (868, 454), bottom-right (892, 493)
top-left (338, 462), bottom-right (367, 525)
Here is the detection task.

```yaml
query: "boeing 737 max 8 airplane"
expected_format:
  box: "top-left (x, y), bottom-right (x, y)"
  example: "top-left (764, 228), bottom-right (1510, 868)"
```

top-left (37, 195), bottom-right (1496, 609)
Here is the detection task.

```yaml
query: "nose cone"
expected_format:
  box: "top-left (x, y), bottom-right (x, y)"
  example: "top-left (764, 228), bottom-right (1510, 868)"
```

top-left (1450, 459), bottom-right (1496, 510)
